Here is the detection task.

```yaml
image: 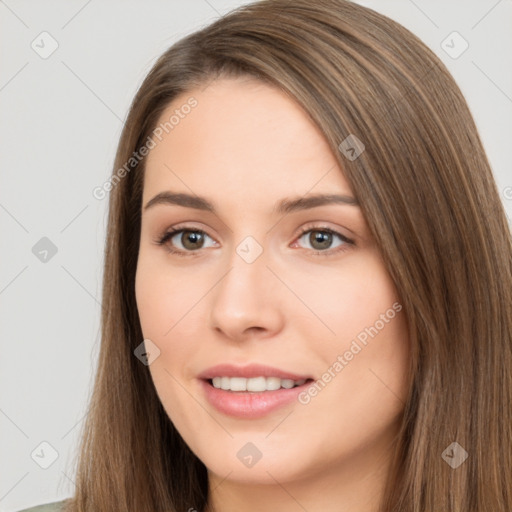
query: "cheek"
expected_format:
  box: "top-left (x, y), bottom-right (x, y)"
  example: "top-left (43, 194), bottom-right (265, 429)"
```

top-left (135, 251), bottom-right (203, 340)
top-left (295, 251), bottom-right (410, 412)
top-left (135, 258), bottom-right (203, 424)
top-left (134, 254), bottom-right (198, 384)
top-left (292, 251), bottom-right (403, 345)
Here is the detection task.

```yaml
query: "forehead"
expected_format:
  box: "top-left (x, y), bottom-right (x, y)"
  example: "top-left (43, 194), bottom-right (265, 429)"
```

top-left (142, 77), bottom-right (353, 207)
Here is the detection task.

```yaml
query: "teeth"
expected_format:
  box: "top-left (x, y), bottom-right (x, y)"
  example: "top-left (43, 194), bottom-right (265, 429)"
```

top-left (211, 376), bottom-right (307, 392)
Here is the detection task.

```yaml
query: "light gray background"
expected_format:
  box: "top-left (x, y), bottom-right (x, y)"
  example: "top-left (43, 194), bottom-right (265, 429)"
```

top-left (1, 1), bottom-right (511, 510)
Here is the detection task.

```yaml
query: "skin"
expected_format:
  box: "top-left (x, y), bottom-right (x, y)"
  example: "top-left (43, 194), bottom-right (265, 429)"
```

top-left (135, 76), bottom-right (411, 512)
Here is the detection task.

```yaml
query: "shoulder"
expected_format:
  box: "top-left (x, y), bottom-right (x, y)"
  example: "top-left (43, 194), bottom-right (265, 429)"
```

top-left (15, 499), bottom-right (70, 512)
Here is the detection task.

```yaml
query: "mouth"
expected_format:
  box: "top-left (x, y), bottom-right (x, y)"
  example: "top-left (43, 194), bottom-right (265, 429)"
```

top-left (200, 377), bottom-right (315, 418)
top-left (205, 376), bottom-right (314, 393)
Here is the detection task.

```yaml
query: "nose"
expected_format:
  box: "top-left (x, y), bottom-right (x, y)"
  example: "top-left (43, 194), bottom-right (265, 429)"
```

top-left (209, 245), bottom-right (285, 342)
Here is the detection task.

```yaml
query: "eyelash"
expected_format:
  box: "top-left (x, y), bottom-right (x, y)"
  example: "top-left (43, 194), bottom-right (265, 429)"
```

top-left (154, 224), bottom-right (355, 258)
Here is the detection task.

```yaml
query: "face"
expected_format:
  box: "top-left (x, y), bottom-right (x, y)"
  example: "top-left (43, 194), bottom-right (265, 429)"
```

top-left (135, 76), bottom-right (410, 487)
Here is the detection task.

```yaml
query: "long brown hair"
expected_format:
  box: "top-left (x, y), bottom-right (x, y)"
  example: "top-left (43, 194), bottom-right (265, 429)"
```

top-left (64, 1), bottom-right (512, 510)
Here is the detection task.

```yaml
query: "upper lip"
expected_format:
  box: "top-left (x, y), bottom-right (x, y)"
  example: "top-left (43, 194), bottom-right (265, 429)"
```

top-left (198, 363), bottom-right (313, 381)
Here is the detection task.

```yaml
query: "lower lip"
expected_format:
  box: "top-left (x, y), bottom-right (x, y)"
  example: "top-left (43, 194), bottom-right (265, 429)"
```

top-left (200, 379), bottom-right (312, 419)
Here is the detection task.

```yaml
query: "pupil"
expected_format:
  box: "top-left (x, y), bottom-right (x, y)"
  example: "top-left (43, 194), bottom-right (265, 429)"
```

top-left (310, 231), bottom-right (331, 250)
top-left (182, 231), bottom-right (203, 250)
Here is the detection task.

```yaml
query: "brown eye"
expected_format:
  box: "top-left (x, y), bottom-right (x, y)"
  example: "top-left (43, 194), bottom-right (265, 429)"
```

top-left (293, 227), bottom-right (354, 257)
top-left (179, 230), bottom-right (206, 250)
top-left (308, 231), bottom-right (334, 250)
top-left (156, 227), bottom-right (217, 255)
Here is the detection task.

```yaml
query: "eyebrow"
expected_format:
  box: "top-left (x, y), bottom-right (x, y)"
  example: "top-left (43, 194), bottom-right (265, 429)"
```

top-left (143, 191), bottom-right (359, 215)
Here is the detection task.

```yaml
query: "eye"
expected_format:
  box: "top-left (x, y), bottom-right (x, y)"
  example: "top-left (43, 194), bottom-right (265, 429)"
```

top-left (292, 226), bottom-right (354, 256)
top-left (154, 226), bottom-right (217, 256)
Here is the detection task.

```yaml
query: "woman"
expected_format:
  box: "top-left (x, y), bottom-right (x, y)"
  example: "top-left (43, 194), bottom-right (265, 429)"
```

top-left (19, 0), bottom-right (512, 510)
